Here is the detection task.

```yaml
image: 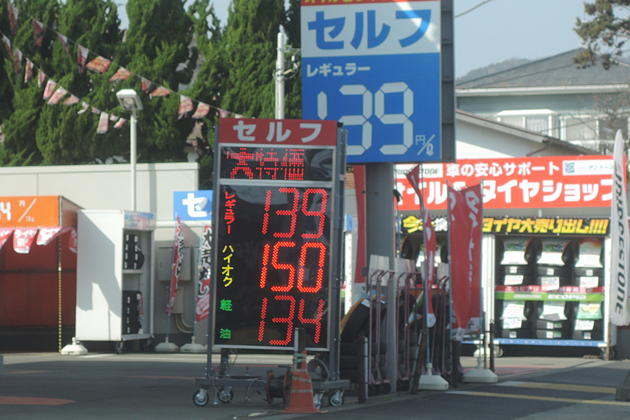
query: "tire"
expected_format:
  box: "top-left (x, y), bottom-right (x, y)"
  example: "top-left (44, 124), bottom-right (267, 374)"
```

top-left (216, 387), bottom-right (233, 403)
top-left (328, 390), bottom-right (344, 407)
top-left (192, 389), bottom-right (209, 407)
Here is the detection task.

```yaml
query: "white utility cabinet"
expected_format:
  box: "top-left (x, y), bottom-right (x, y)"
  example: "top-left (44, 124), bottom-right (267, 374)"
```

top-left (76, 210), bottom-right (156, 351)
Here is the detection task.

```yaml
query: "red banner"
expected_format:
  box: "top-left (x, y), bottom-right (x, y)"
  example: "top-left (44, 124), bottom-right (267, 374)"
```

top-left (0, 228), bottom-right (13, 250)
top-left (448, 183), bottom-right (482, 339)
top-left (396, 156), bottom-right (615, 210)
top-left (13, 228), bottom-right (38, 254)
top-left (195, 225), bottom-right (212, 322)
top-left (166, 215), bottom-right (185, 314)
top-left (192, 102), bottom-right (210, 119)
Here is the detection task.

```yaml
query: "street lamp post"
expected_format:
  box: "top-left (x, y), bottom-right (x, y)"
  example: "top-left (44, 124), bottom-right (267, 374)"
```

top-left (116, 89), bottom-right (143, 212)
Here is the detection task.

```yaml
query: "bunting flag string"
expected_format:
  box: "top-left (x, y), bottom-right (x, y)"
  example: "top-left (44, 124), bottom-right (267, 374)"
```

top-left (97, 112), bottom-right (109, 134)
top-left (32, 19), bottom-right (44, 47)
top-left (1, 1), bottom-right (245, 137)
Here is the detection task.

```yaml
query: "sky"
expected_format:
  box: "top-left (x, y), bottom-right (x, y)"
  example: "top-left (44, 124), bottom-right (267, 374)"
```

top-left (118, 0), bottom-right (588, 79)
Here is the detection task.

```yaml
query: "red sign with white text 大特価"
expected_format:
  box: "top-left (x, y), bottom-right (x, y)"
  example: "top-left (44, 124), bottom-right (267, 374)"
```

top-left (396, 156), bottom-right (615, 210)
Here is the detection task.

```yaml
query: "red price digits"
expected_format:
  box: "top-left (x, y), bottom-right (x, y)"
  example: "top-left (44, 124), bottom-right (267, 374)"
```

top-left (258, 188), bottom-right (328, 345)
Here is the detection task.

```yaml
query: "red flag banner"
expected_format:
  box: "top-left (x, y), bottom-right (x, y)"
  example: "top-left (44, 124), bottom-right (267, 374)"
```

top-left (24, 59), bottom-right (33, 83)
top-left (0, 228), bottom-right (13, 251)
top-left (110, 67), bottom-right (131, 82)
top-left (114, 118), bottom-right (127, 129)
top-left (86, 56), bottom-right (111, 73)
top-left (77, 45), bottom-right (88, 73)
top-left (48, 87), bottom-right (67, 105)
top-left (149, 86), bottom-right (172, 99)
top-left (37, 69), bottom-right (46, 88)
top-left (2, 34), bottom-right (11, 56)
top-left (166, 215), bottom-right (185, 314)
top-left (448, 183), bottom-right (483, 340)
top-left (422, 205), bottom-right (436, 328)
top-left (57, 32), bottom-right (69, 57)
top-left (12, 48), bottom-right (22, 75)
top-left (196, 225), bottom-right (212, 322)
top-left (43, 80), bottom-right (56, 100)
top-left (109, 114), bottom-right (119, 122)
top-left (141, 77), bottom-right (152, 93)
top-left (178, 95), bottom-right (193, 116)
top-left (405, 165), bottom-right (422, 198)
top-left (97, 112), bottom-right (109, 134)
top-left (77, 101), bottom-right (89, 114)
top-left (63, 94), bottom-right (80, 106)
top-left (36, 227), bottom-right (71, 246)
top-left (32, 19), bottom-right (44, 47)
top-left (13, 228), bottom-right (38, 254)
top-left (192, 102), bottom-right (210, 119)
top-left (7, 3), bottom-right (18, 35)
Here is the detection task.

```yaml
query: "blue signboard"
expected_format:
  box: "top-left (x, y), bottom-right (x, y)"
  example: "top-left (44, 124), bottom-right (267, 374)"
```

top-left (173, 190), bottom-right (212, 221)
top-left (301, 1), bottom-right (442, 164)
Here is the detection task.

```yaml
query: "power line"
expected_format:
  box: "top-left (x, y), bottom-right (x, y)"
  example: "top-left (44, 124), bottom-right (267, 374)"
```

top-left (455, 0), bottom-right (495, 19)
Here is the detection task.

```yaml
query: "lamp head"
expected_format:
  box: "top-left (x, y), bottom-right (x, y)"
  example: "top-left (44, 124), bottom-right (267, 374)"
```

top-left (116, 89), bottom-right (143, 111)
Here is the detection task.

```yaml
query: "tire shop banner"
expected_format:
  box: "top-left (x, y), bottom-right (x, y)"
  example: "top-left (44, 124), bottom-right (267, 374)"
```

top-left (611, 130), bottom-right (630, 326)
top-left (166, 215), bottom-right (185, 315)
top-left (405, 165), bottom-right (435, 327)
top-left (396, 155), bottom-right (615, 210)
top-left (448, 183), bottom-right (482, 339)
top-left (195, 225), bottom-right (212, 322)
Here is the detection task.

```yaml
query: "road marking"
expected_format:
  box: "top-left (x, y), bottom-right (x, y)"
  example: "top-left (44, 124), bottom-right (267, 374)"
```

top-left (504, 381), bottom-right (615, 394)
top-left (0, 396), bottom-right (75, 405)
top-left (4, 370), bottom-right (53, 375)
top-left (447, 390), bottom-right (629, 406)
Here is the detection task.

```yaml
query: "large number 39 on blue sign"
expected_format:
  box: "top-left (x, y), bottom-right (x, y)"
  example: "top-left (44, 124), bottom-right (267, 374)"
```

top-left (318, 82), bottom-right (415, 157)
top-left (303, 53), bottom-right (441, 164)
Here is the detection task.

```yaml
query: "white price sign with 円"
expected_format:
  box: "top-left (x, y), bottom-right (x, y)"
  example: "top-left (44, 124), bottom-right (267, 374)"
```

top-left (301, 0), bottom-right (442, 164)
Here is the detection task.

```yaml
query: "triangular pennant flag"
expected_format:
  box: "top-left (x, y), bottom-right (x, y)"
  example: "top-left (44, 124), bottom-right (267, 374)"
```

top-left (149, 86), bottom-right (172, 99)
top-left (2, 34), bottom-right (11, 56)
top-left (13, 228), bottom-right (39, 254)
top-left (12, 48), bottom-right (22, 75)
top-left (77, 45), bottom-right (88, 73)
top-left (114, 118), bottom-right (127, 129)
top-left (91, 107), bottom-right (101, 114)
top-left (109, 67), bottom-right (131, 82)
top-left (141, 77), bottom-right (152, 93)
top-left (97, 112), bottom-right (109, 134)
top-left (109, 114), bottom-right (119, 122)
top-left (24, 59), bottom-right (33, 83)
top-left (192, 102), bottom-right (210, 119)
top-left (43, 80), bottom-right (56, 100)
top-left (48, 87), bottom-right (67, 105)
top-left (33, 19), bottom-right (44, 47)
top-left (38, 69), bottom-right (46, 88)
top-left (0, 228), bottom-right (13, 251)
top-left (63, 94), bottom-right (80, 106)
top-left (7, 4), bottom-right (18, 35)
top-left (77, 101), bottom-right (89, 114)
top-left (178, 95), bottom-right (193, 117)
top-left (234, 114), bottom-right (244, 119)
top-left (36, 227), bottom-right (71, 246)
top-left (86, 56), bottom-right (111, 74)
top-left (219, 108), bottom-right (230, 118)
top-left (57, 32), bottom-right (69, 57)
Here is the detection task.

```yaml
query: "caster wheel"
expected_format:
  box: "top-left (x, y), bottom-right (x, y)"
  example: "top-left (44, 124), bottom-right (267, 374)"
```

top-left (217, 387), bottom-right (234, 403)
top-left (192, 389), bottom-right (209, 407)
top-left (328, 390), bottom-right (344, 407)
top-left (313, 392), bottom-right (324, 408)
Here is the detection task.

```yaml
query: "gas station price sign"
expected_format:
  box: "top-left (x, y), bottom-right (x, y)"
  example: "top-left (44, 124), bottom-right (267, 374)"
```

top-left (211, 118), bottom-right (344, 350)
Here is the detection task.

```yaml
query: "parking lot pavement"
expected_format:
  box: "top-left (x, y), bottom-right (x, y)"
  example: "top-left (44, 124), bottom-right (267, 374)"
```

top-left (1, 352), bottom-right (629, 420)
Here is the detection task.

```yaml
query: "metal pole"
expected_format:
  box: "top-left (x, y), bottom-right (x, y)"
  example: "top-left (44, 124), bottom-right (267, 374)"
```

top-left (130, 109), bottom-right (137, 211)
top-left (275, 31), bottom-right (285, 120)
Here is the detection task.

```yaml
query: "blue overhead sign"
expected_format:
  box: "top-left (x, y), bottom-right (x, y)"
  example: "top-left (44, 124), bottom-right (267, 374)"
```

top-left (173, 190), bottom-right (212, 221)
top-left (301, 0), bottom-right (442, 164)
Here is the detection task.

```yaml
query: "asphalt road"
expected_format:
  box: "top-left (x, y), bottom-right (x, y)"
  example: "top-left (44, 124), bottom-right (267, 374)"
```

top-left (2, 351), bottom-right (630, 420)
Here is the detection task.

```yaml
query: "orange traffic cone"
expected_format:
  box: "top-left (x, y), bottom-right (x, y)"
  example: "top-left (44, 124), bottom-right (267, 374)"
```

top-left (280, 351), bottom-right (325, 414)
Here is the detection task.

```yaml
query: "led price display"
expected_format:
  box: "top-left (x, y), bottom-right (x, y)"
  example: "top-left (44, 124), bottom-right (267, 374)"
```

top-left (220, 147), bottom-right (334, 182)
top-left (215, 184), bottom-right (331, 349)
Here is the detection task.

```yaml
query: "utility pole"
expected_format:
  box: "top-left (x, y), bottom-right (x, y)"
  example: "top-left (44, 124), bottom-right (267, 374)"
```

top-left (275, 31), bottom-right (285, 120)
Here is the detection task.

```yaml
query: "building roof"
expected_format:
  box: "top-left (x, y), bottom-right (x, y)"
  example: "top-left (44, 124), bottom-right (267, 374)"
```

top-left (457, 48), bottom-right (630, 91)
top-left (456, 109), bottom-right (599, 156)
